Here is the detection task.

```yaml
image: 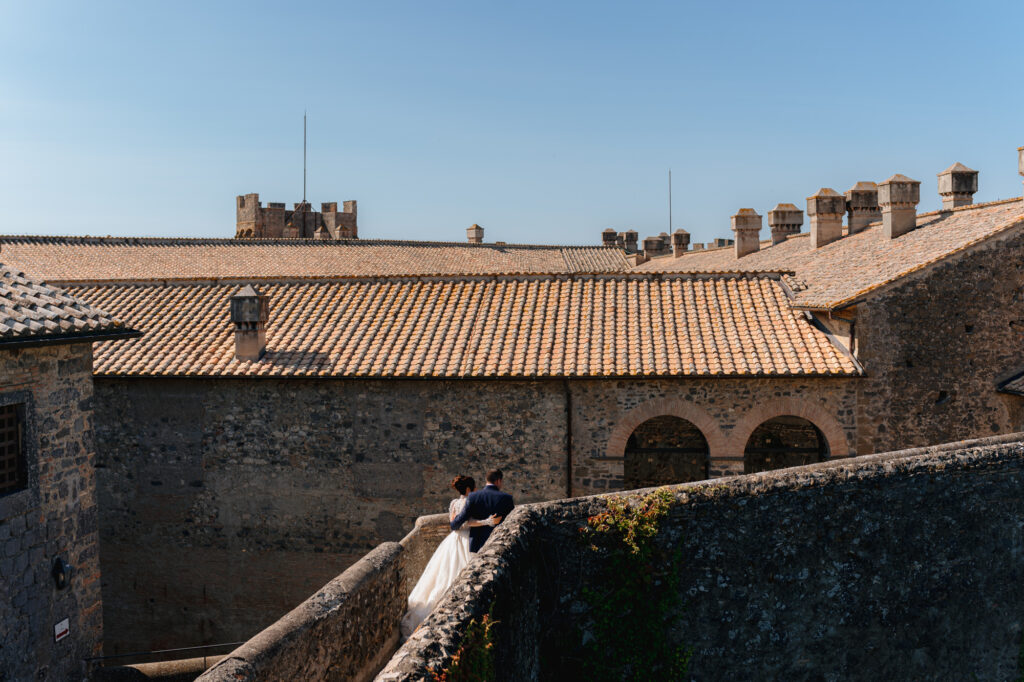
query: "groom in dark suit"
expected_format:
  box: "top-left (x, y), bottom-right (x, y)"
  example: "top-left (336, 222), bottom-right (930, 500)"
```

top-left (450, 469), bottom-right (515, 552)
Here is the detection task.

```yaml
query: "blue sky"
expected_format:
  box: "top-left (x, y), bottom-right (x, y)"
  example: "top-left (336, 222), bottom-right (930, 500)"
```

top-left (1, 1), bottom-right (1022, 245)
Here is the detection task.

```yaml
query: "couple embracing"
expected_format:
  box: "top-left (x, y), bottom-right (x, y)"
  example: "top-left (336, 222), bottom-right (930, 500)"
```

top-left (400, 469), bottom-right (514, 637)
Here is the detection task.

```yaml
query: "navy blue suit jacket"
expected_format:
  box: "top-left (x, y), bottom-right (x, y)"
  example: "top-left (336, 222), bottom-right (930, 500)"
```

top-left (450, 484), bottom-right (515, 552)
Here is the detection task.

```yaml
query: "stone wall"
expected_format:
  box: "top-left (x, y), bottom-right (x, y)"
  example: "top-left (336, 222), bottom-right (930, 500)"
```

top-left (196, 513), bottom-right (450, 682)
top-left (379, 434), bottom-right (1024, 681)
top-left (569, 377), bottom-right (857, 492)
top-left (0, 343), bottom-right (103, 680)
top-left (92, 378), bottom-right (568, 653)
top-left (855, 226), bottom-right (1024, 453)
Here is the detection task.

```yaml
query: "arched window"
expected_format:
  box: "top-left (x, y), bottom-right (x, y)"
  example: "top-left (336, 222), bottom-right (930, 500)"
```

top-left (743, 415), bottom-right (829, 474)
top-left (624, 415), bottom-right (710, 489)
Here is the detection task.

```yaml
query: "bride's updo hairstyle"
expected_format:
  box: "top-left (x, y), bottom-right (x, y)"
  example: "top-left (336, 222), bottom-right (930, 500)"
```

top-left (451, 475), bottom-right (476, 495)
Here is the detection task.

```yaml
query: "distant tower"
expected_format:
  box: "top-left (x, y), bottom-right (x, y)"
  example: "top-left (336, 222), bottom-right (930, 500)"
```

top-left (235, 194), bottom-right (357, 239)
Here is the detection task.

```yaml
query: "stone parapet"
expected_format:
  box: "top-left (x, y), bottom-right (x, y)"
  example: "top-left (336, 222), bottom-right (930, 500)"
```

top-left (378, 433), bottom-right (1024, 681)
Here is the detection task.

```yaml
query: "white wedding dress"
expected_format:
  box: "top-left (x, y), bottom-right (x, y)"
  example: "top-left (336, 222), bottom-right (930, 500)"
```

top-left (400, 496), bottom-right (472, 637)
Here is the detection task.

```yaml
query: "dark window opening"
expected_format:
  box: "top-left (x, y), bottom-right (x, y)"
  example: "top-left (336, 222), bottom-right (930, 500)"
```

top-left (624, 415), bottom-right (710, 489)
top-left (0, 403), bottom-right (26, 495)
top-left (744, 415), bottom-right (829, 474)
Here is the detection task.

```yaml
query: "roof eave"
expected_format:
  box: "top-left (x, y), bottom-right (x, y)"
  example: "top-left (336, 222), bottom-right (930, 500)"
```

top-left (0, 328), bottom-right (142, 350)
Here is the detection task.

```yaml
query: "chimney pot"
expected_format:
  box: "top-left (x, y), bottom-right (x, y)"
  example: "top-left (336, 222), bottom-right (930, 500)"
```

top-left (601, 228), bottom-right (618, 247)
top-left (671, 229), bottom-right (690, 257)
top-left (1019, 147), bottom-right (1024, 202)
top-left (878, 174), bottom-right (921, 239)
top-left (845, 182), bottom-right (881, 234)
top-left (621, 230), bottom-right (639, 253)
top-left (730, 209), bottom-right (761, 257)
top-left (767, 203), bottom-right (804, 244)
top-left (807, 188), bottom-right (846, 248)
top-left (937, 163), bottom-right (978, 209)
top-left (230, 285), bottom-right (270, 361)
top-left (643, 235), bottom-right (670, 258)
top-left (467, 224), bottom-right (484, 243)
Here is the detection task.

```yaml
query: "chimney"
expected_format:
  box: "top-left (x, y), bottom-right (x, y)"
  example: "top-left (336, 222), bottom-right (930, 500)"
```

top-left (731, 208), bottom-right (762, 258)
top-left (878, 174), bottom-right (921, 239)
top-left (767, 203), bottom-right (803, 244)
top-left (807, 188), bottom-right (846, 248)
top-left (642, 236), bottom-right (669, 258)
top-left (1019, 147), bottom-right (1024, 200)
top-left (845, 182), bottom-right (881, 234)
top-left (230, 285), bottom-right (269, 362)
top-left (692, 242), bottom-right (705, 250)
top-left (601, 228), bottom-right (618, 247)
top-left (467, 224), bottom-right (484, 243)
top-left (937, 163), bottom-right (978, 210)
top-left (621, 230), bottom-right (639, 253)
top-left (672, 229), bottom-right (690, 257)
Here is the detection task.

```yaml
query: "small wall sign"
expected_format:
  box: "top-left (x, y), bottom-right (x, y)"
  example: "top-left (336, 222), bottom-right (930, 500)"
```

top-left (54, 618), bottom-right (69, 643)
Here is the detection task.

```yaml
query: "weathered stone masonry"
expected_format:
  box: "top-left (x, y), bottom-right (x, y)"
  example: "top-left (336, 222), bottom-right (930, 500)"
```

top-left (380, 434), bottom-right (1024, 681)
top-left (852, 227), bottom-right (1024, 454)
top-left (92, 373), bottom-right (856, 653)
top-left (0, 344), bottom-right (103, 681)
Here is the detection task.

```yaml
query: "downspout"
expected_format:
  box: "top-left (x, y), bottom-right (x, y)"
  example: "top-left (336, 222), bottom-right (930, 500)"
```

top-left (563, 378), bottom-right (573, 498)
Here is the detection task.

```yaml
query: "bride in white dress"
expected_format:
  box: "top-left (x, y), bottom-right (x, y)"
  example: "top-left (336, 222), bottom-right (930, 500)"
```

top-left (400, 475), bottom-right (500, 637)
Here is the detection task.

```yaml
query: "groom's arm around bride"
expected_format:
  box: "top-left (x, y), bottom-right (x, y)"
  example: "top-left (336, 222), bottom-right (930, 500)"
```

top-left (450, 468), bottom-right (514, 553)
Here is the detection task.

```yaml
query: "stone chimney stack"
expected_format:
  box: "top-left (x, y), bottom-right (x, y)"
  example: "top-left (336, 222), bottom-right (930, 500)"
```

top-left (230, 285), bottom-right (269, 362)
top-left (1019, 147), bottom-right (1024, 200)
top-left (845, 182), bottom-right (881, 234)
top-left (467, 224), bottom-right (484, 244)
top-left (767, 203), bottom-right (803, 244)
top-left (878, 174), bottom-right (922, 239)
top-left (672, 229), bottom-right (690, 257)
top-left (601, 228), bottom-right (618, 247)
top-left (621, 230), bottom-right (639, 253)
top-left (937, 163), bottom-right (978, 210)
top-left (642, 236), bottom-right (669, 259)
top-left (731, 208), bottom-right (762, 258)
top-left (807, 189), bottom-right (846, 248)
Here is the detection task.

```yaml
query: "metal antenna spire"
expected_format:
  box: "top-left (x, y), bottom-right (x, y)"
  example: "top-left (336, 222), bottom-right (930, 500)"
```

top-left (303, 111), bottom-right (307, 203)
top-left (668, 169), bottom-right (673, 232)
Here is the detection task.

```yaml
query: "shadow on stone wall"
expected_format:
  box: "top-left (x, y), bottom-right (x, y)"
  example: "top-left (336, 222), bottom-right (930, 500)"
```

top-left (378, 433), bottom-right (1024, 681)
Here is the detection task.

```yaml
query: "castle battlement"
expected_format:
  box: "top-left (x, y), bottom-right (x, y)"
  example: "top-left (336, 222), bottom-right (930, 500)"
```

top-left (236, 193), bottom-right (357, 240)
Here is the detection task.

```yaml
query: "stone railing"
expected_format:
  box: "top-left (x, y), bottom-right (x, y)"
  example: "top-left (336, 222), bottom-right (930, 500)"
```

top-left (196, 513), bottom-right (451, 682)
top-left (377, 434), bottom-right (1024, 681)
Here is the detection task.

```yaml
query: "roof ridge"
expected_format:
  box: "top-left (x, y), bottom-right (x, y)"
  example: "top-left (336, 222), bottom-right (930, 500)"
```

top-left (63, 270), bottom-right (794, 288)
top-left (0, 234), bottom-right (624, 251)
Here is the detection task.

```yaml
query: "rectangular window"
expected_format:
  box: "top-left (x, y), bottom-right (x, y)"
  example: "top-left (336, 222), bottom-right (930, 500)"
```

top-left (0, 403), bottom-right (25, 495)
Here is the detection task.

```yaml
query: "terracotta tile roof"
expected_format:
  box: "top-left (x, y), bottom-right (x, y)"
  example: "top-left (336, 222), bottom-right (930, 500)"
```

top-left (0, 263), bottom-right (132, 345)
top-left (635, 198), bottom-right (1024, 309)
top-left (67, 274), bottom-right (859, 378)
top-left (0, 236), bottom-right (630, 284)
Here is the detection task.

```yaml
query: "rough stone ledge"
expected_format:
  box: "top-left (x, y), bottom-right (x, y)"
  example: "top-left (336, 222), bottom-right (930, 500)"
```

top-left (197, 541), bottom-right (403, 682)
top-left (375, 432), bottom-right (1024, 679)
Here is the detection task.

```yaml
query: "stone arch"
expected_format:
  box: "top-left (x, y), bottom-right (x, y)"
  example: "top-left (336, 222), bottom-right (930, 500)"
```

top-left (729, 397), bottom-right (852, 461)
top-left (624, 415), bottom-right (710, 487)
top-left (607, 398), bottom-right (728, 459)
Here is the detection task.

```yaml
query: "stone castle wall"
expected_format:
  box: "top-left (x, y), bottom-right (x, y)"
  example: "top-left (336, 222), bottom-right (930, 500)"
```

top-left (380, 434), bottom-right (1024, 681)
top-left (92, 374), bottom-right (858, 653)
top-left (0, 343), bottom-right (103, 680)
top-left (855, 227), bottom-right (1024, 453)
top-left (92, 377), bottom-right (569, 653)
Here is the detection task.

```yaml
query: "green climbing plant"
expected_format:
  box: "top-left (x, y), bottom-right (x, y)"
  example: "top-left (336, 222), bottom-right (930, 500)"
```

top-left (576, 488), bottom-right (691, 681)
top-left (429, 606), bottom-right (498, 682)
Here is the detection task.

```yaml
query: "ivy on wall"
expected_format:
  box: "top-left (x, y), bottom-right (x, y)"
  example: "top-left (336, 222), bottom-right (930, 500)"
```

top-left (429, 607), bottom-right (498, 682)
top-left (574, 488), bottom-right (691, 681)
